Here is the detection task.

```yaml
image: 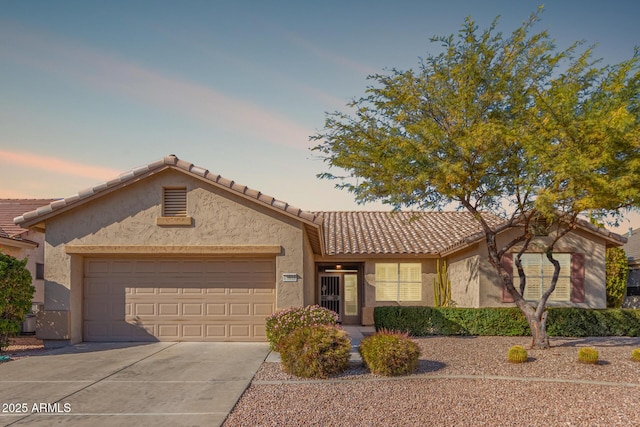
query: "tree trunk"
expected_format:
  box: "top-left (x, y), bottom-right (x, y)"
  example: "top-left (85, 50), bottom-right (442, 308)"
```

top-left (523, 308), bottom-right (550, 349)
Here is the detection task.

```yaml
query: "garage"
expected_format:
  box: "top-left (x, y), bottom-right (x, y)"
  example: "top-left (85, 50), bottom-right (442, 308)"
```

top-left (83, 257), bottom-right (276, 342)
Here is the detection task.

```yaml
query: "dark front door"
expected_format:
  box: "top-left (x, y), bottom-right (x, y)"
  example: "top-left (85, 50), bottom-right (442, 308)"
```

top-left (319, 271), bottom-right (360, 324)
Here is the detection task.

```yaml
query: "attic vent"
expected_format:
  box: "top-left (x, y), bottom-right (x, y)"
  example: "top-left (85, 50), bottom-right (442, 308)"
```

top-left (163, 187), bottom-right (187, 217)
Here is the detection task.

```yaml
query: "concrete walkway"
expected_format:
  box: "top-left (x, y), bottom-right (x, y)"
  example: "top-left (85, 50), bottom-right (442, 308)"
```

top-left (0, 341), bottom-right (269, 427)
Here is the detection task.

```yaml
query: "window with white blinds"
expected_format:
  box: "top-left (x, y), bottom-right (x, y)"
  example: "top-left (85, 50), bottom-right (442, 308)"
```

top-left (163, 187), bottom-right (187, 217)
top-left (375, 263), bottom-right (422, 302)
top-left (515, 253), bottom-right (571, 301)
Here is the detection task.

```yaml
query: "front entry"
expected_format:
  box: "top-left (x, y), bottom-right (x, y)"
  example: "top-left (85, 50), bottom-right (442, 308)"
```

top-left (318, 264), bottom-right (361, 325)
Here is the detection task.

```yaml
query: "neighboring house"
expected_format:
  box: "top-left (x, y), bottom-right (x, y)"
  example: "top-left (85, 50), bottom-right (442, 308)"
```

top-left (14, 155), bottom-right (626, 347)
top-left (624, 228), bottom-right (640, 295)
top-left (0, 199), bottom-right (56, 308)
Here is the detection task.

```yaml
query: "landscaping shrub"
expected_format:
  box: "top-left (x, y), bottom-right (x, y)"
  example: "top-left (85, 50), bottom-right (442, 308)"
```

top-left (0, 253), bottom-right (34, 351)
top-left (374, 306), bottom-right (640, 337)
top-left (278, 325), bottom-right (351, 379)
top-left (632, 348), bottom-right (640, 362)
top-left (578, 347), bottom-right (599, 364)
top-left (359, 329), bottom-right (421, 376)
top-left (507, 345), bottom-right (528, 363)
top-left (606, 247), bottom-right (628, 308)
top-left (265, 305), bottom-right (338, 351)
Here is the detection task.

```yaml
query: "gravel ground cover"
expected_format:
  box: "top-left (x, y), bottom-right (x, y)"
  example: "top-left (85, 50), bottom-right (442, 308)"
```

top-left (224, 336), bottom-right (640, 426)
top-left (0, 335), bottom-right (46, 360)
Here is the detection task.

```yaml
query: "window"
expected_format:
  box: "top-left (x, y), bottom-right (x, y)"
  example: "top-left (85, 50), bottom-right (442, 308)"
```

top-left (163, 187), bottom-right (187, 217)
top-left (375, 263), bottom-right (422, 302)
top-left (36, 263), bottom-right (44, 280)
top-left (515, 253), bottom-right (571, 301)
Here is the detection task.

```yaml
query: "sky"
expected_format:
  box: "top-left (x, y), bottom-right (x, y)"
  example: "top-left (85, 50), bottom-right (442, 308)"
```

top-left (1, 0), bottom-right (639, 234)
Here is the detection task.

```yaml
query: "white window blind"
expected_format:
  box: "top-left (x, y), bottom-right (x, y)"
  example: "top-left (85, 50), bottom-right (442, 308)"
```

top-left (375, 263), bottom-right (422, 302)
top-left (515, 253), bottom-right (571, 301)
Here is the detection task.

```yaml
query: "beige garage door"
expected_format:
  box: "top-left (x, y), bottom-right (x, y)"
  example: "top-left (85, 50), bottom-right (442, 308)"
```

top-left (83, 257), bottom-right (275, 342)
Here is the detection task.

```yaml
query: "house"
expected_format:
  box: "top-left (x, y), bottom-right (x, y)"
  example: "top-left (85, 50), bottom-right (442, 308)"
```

top-left (1, 199), bottom-right (56, 310)
top-left (13, 155), bottom-right (626, 347)
top-left (624, 228), bottom-right (640, 296)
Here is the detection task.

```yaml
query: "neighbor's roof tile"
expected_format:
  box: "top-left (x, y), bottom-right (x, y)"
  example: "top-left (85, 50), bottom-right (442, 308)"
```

top-left (0, 199), bottom-right (57, 238)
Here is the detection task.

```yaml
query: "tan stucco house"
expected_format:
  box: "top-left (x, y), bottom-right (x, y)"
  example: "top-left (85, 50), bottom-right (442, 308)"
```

top-left (13, 155), bottom-right (626, 347)
top-left (1, 199), bottom-right (56, 310)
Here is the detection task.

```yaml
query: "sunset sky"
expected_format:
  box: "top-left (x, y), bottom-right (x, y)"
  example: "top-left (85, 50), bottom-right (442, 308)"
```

top-left (2, 1), bottom-right (639, 232)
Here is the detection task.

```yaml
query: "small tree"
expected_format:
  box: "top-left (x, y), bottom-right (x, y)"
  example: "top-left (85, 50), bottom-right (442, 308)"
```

top-left (606, 247), bottom-right (629, 308)
top-left (0, 252), bottom-right (34, 350)
top-left (312, 8), bottom-right (640, 348)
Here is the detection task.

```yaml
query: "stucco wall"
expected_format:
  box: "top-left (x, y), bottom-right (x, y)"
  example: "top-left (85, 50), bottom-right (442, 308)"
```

top-left (478, 227), bottom-right (608, 308)
top-left (446, 254), bottom-right (481, 308)
top-left (43, 169), bottom-right (310, 343)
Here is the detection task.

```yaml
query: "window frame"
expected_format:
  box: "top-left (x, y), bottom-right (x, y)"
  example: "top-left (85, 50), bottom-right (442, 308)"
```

top-left (375, 262), bottom-right (422, 302)
top-left (515, 253), bottom-right (571, 302)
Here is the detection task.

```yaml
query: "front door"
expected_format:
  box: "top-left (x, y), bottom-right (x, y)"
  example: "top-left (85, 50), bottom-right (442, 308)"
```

top-left (319, 272), bottom-right (360, 324)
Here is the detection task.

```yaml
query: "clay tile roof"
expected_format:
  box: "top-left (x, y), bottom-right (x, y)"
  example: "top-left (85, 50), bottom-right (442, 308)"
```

top-left (0, 199), bottom-right (57, 239)
top-left (13, 155), bottom-right (324, 228)
top-left (320, 211), bottom-right (505, 255)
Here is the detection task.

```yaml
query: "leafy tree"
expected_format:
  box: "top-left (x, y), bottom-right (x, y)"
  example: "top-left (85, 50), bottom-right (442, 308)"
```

top-left (606, 247), bottom-right (629, 308)
top-left (312, 8), bottom-right (640, 348)
top-left (0, 252), bottom-right (34, 350)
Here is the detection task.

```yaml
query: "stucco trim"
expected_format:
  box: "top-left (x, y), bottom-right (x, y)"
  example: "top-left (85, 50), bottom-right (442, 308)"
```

top-left (64, 245), bottom-right (282, 255)
top-left (156, 216), bottom-right (193, 226)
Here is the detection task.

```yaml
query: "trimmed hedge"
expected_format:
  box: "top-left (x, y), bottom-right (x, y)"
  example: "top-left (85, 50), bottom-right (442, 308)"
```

top-left (374, 306), bottom-right (640, 337)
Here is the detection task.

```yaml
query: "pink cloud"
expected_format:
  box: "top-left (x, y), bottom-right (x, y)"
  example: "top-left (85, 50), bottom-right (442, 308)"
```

top-left (0, 150), bottom-right (121, 181)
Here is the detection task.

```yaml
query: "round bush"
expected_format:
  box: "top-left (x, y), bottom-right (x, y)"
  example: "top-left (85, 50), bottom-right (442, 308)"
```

top-left (265, 305), bottom-right (339, 351)
top-left (359, 329), bottom-right (421, 376)
top-left (631, 348), bottom-right (640, 362)
top-left (278, 325), bottom-right (351, 379)
top-left (507, 345), bottom-right (528, 363)
top-left (578, 347), bottom-right (599, 364)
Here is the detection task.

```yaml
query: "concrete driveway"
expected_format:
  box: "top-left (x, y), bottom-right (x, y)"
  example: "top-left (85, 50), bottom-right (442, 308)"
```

top-left (0, 341), bottom-right (269, 426)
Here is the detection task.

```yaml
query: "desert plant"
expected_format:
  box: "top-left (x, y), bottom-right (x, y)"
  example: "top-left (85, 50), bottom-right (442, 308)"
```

top-left (278, 325), bottom-right (351, 379)
top-left (632, 348), bottom-right (640, 362)
top-left (578, 347), bottom-right (599, 364)
top-left (265, 305), bottom-right (338, 351)
top-left (0, 252), bottom-right (34, 351)
top-left (359, 329), bottom-right (421, 376)
top-left (507, 345), bottom-right (528, 363)
top-left (433, 260), bottom-right (454, 307)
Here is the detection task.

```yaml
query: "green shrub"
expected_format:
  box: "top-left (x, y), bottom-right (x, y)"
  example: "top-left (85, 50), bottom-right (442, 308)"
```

top-left (265, 305), bottom-right (338, 351)
top-left (359, 329), bottom-right (421, 376)
top-left (0, 252), bottom-right (34, 351)
top-left (507, 345), bottom-right (528, 363)
top-left (632, 348), bottom-right (640, 362)
top-left (578, 347), bottom-right (599, 364)
top-left (606, 247), bottom-right (628, 308)
top-left (279, 325), bottom-right (351, 379)
top-left (374, 306), bottom-right (640, 337)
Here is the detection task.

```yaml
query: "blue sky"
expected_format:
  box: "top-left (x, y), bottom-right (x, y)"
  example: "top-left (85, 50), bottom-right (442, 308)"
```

top-left (1, 1), bottom-right (639, 232)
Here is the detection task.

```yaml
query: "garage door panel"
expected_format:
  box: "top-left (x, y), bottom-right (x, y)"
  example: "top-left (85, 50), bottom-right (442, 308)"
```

top-left (84, 257), bottom-right (275, 342)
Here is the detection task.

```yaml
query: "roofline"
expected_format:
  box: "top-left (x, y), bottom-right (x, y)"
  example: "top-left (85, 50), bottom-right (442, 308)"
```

top-left (0, 235), bottom-right (38, 249)
top-left (14, 155), bottom-right (324, 233)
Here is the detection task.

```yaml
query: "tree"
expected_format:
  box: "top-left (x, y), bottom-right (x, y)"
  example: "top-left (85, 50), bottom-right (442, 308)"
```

top-left (606, 247), bottom-right (629, 308)
top-left (0, 252), bottom-right (34, 350)
top-left (311, 8), bottom-right (640, 348)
